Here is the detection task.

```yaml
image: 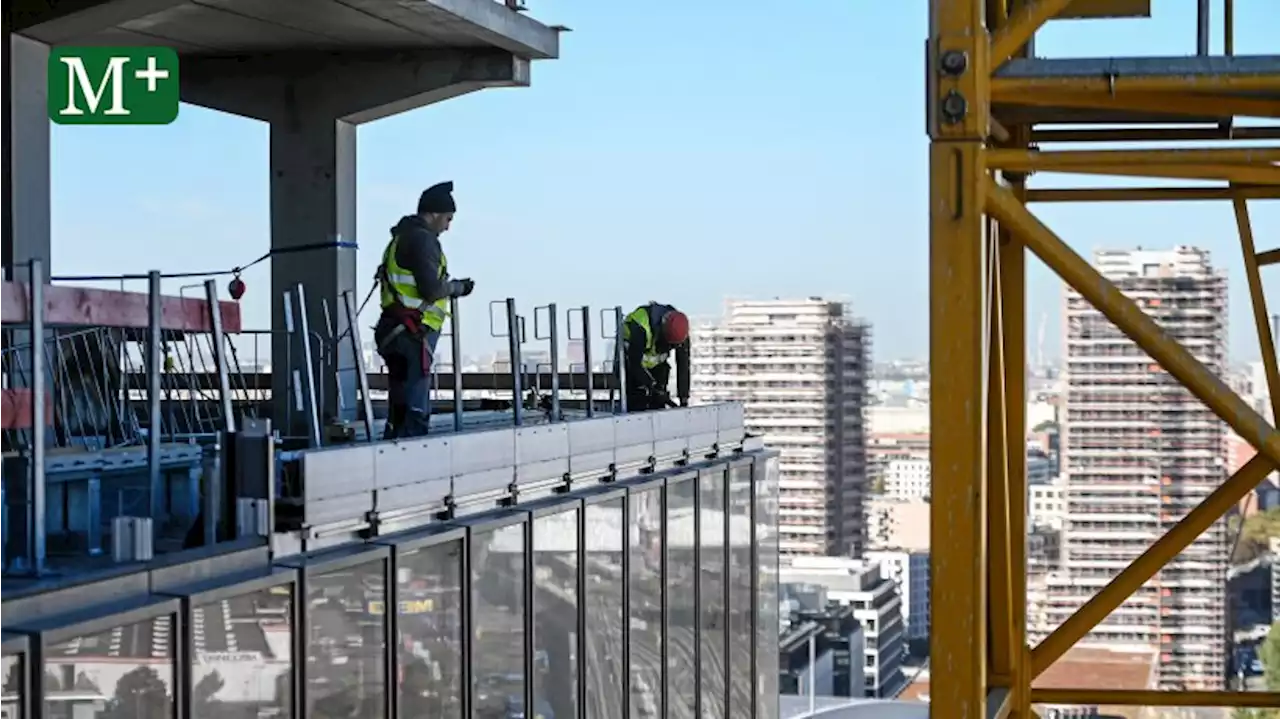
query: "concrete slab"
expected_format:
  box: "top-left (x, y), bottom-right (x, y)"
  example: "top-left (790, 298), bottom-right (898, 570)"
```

top-left (15, 0), bottom-right (559, 59)
top-left (181, 48), bottom-right (528, 123)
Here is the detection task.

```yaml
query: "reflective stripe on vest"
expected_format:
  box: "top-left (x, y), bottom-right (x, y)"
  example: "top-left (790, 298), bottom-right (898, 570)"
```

top-left (379, 235), bottom-right (450, 331)
top-left (623, 306), bottom-right (668, 369)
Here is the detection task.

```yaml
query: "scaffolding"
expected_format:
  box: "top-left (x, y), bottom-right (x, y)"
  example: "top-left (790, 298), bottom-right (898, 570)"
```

top-left (926, 1), bottom-right (1280, 717)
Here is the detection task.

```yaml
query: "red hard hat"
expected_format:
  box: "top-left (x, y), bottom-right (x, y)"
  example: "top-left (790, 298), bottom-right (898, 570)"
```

top-left (662, 310), bottom-right (689, 345)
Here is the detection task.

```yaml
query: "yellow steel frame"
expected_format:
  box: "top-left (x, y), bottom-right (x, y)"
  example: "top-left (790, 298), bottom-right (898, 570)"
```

top-left (927, 1), bottom-right (1280, 717)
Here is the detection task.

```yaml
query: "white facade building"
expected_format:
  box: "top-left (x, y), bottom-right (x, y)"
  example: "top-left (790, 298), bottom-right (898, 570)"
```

top-left (882, 459), bottom-right (930, 501)
top-left (865, 550), bottom-right (930, 643)
top-left (692, 298), bottom-right (871, 557)
top-left (1029, 481), bottom-right (1065, 530)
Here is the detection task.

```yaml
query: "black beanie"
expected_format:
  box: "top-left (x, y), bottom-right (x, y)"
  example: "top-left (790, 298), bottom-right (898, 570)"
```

top-left (417, 181), bottom-right (456, 214)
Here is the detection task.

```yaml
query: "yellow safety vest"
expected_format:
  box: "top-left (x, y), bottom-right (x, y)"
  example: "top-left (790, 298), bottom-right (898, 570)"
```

top-left (623, 305), bottom-right (668, 369)
top-left (379, 234), bottom-right (450, 331)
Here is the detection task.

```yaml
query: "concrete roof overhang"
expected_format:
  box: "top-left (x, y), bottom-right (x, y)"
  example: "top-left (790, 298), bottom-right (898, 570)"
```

top-left (11, 0), bottom-right (561, 122)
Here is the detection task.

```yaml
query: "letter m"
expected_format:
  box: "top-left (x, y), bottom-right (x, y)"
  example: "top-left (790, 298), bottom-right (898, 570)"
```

top-left (60, 56), bottom-right (130, 116)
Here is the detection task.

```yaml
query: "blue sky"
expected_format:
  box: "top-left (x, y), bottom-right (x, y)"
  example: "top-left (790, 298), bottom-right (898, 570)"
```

top-left (49, 1), bottom-right (1278, 362)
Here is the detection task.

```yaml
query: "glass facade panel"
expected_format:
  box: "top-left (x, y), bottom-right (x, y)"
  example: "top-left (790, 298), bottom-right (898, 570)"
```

top-left (666, 476), bottom-right (697, 719)
top-left (628, 486), bottom-right (662, 719)
top-left (471, 523), bottom-right (526, 719)
top-left (727, 463), bottom-right (755, 715)
top-left (584, 497), bottom-right (624, 719)
top-left (2, 452), bottom-right (780, 719)
top-left (2, 654), bottom-right (21, 719)
top-left (533, 509), bottom-right (579, 719)
top-left (44, 615), bottom-right (174, 719)
top-left (699, 469), bottom-right (727, 719)
top-left (307, 559), bottom-right (387, 719)
top-left (397, 539), bottom-right (463, 719)
top-left (755, 456), bottom-right (781, 719)
top-left (191, 586), bottom-right (293, 719)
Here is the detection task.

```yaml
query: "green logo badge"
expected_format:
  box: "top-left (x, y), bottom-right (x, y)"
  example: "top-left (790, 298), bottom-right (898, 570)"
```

top-left (48, 47), bottom-right (179, 125)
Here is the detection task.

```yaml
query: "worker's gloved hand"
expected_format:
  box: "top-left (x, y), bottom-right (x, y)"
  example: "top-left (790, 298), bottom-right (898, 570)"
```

top-left (451, 278), bottom-right (476, 297)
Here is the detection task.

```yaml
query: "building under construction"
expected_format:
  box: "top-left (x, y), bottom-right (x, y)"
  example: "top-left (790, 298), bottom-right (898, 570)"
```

top-left (1043, 246), bottom-right (1230, 690)
top-left (690, 298), bottom-right (871, 559)
top-left (0, 4), bottom-right (784, 719)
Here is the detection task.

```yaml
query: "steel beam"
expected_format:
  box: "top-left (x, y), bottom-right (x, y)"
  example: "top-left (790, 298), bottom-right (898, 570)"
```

top-left (928, 0), bottom-right (989, 714)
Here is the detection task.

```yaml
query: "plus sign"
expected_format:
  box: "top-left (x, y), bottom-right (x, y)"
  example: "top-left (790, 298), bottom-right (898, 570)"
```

top-left (134, 56), bottom-right (169, 93)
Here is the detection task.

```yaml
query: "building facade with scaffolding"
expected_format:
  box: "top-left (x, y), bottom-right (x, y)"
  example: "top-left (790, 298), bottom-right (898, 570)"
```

top-left (689, 299), bottom-right (872, 559)
top-left (1042, 246), bottom-right (1230, 690)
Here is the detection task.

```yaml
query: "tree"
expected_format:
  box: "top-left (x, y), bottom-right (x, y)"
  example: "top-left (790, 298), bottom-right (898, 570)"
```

top-left (1234, 508), bottom-right (1280, 563)
top-left (1260, 622), bottom-right (1280, 692)
top-left (102, 665), bottom-right (170, 719)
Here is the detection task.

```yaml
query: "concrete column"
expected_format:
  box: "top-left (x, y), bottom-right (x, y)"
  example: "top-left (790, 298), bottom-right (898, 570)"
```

top-left (2, 33), bottom-right (51, 282)
top-left (269, 117), bottom-right (359, 431)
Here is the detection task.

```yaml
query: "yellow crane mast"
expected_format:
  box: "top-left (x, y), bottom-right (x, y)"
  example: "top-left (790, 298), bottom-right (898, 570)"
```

top-left (925, 1), bottom-right (1280, 717)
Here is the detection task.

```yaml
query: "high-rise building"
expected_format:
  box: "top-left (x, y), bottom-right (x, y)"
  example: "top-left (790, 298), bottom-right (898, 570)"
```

top-left (691, 298), bottom-right (871, 557)
top-left (1043, 246), bottom-right (1229, 690)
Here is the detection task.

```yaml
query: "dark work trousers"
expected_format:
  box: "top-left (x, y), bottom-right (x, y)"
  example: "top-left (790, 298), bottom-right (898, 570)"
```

top-left (377, 324), bottom-right (441, 439)
top-left (624, 362), bottom-right (672, 413)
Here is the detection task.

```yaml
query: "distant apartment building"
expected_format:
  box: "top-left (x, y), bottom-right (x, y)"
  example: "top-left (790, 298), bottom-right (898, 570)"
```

top-left (692, 298), bottom-right (871, 557)
top-left (1045, 246), bottom-right (1229, 690)
top-left (1271, 538), bottom-right (1280, 623)
top-left (778, 607), bottom-right (867, 700)
top-left (873, 441), bottom-right (1051, 503)
top-left (865, 549), bottom-right (931, 643)
top-left (780, 556), bottom-right (908, 698)
top-left (882, 458), bottom-right (930, 501)
top-left (865, 497), bottom-right (930, 553)
top-left (1029, 480), bottom-right (1065, 530)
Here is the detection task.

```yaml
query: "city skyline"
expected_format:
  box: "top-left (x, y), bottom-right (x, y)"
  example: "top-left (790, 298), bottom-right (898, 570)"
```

top-left (39, 3), bottom-right (1279, 363)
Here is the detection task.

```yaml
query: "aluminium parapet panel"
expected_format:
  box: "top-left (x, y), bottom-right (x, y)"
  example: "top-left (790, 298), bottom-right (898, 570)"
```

top-left (295, 404), bottom-right (747, 537)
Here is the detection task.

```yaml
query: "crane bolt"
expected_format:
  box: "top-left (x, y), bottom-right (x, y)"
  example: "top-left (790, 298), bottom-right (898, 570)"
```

top-left (939, 50), bottom-right (968, 76)
top-left (940, 91), bottom-right (968, 124)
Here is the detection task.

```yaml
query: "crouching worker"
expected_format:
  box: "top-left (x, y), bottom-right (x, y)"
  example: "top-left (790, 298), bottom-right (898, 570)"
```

top-left (621, 302), bottom-right (691, 412)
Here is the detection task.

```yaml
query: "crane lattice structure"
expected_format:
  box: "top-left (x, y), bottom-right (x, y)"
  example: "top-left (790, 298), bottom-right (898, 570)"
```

top-left (926, 1), bottom-right (1279, 717)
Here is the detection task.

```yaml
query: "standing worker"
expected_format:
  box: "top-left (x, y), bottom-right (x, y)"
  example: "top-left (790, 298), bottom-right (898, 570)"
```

top-left (621, 302), bottom-right (691, 411)
top-left (375, 181), bottom-right (475, 439)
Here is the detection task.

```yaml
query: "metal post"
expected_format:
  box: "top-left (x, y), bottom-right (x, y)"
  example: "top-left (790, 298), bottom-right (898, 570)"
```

top-left (294, 285), bottom-right (322, 447)
top-left (807, 633), bottom-right (816, 714)
top-left (28, 259), bottom-right (47, 575)
top-left (232, 418), bottom-right (275, 546)
top-left (581, 306), bottom-right (594, 418)
top-left (282, 290), bottom-right (297, 434)
top-left (147, 270), bottom-right (164, 533)
top-left (341, 291), bottom-right (375, 442)
top-left (1197, 0), bottom-right (1211, 55)
top-left (614, 306), bottom-right (628, 414)
top-left (451, 297), bottom-right (464, 432)
top-left (547, 303), bottom-right (561, 421)
top-left (506, 298), bottom-right (524, 427)
top-left (320, 297), bottom-right (336, 416)
top-left (203, 280), bottom-right (236, 433)
top-left (1224, 0), bottom-right (1235, 55)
